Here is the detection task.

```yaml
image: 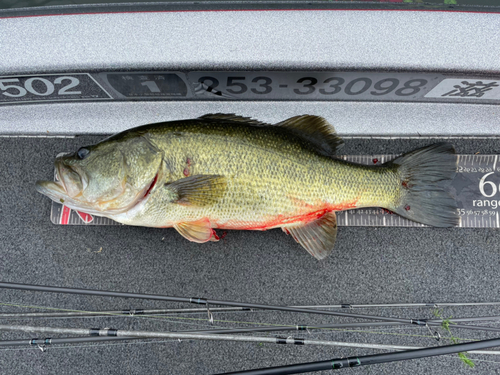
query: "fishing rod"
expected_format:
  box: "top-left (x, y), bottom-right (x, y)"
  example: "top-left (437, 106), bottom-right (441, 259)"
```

top-left (219, 337), bottom-right (500, 375)
top-left (1, 324), bottom-right (500, 356)
top-left (3, 303), bottom-right (500, 327)
top-left (2, 334), bottom-right (500, 356)
top-left (0, 282), bottom-right (498, 334)
top-left (4, 304), bottom-right (500, 335)
top-left (4, 302), bottom-right (500, 319)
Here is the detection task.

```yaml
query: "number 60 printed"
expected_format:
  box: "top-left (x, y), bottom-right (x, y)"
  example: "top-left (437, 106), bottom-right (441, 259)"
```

top-left (479, 172), bottom-right (500, 198)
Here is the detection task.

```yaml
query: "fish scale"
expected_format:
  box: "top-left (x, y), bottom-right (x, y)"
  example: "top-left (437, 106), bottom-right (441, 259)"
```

top-left (120, 121), bottom-right (395, 229)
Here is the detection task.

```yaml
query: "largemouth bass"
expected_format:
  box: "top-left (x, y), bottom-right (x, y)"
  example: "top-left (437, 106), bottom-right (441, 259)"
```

top-left (36, 114), bottom-right (458, 259)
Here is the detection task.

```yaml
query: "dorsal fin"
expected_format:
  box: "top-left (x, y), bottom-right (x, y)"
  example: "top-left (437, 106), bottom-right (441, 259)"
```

top-left (198, 113), bottom-right (271, 126)
top-left (275, 115), bottom-right (344, 156)
top-left (199, 113), bottom-right (343, 156)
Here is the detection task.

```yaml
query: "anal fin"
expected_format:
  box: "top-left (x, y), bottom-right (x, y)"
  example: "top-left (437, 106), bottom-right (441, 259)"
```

top-left (282, 212), bottom-right (337, 260)
top-left (174, 218), bottom-right (218, 243)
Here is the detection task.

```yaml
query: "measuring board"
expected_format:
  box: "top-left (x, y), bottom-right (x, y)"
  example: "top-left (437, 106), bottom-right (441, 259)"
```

top-left (50, 154), bottom-right (500, 228)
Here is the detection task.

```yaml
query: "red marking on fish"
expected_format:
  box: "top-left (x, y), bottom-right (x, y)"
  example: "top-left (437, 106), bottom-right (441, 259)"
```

top-left (144, 173), bottom-right (158, 198)
top-left (183, 168), bottom-right (189, 177)
top-left (372, 158), bottom-right (379, 164)
top-left (402, 181), bottom-right (408, 188)
top-left (220, 201), bottom-right (358, 231)
top-left (405, 205), bottom-right (411, 211)
top-left (186, 158), bottom-right (192, 166)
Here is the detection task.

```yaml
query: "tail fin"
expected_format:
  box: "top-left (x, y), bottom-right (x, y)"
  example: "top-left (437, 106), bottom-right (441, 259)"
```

top-left (387, 143), bottom-right (458, 227)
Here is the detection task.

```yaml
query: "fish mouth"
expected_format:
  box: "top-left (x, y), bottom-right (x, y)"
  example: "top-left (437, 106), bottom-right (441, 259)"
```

top-left (35, 180), bottom-right (102, 216)
top-left (35, 178), bottom-right (100, 215)
top-left (35, 179), bottom-right (68, 203)
top-left (35, 160), bottom-right (89, 210)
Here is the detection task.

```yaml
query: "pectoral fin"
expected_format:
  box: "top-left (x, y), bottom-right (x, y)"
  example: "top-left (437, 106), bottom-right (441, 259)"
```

top-left (174, 218), bottom-right (218, 243)
top-left (282, 212), bottom-right (337, 260)
top-left (165, 174), bottom-right (227, 207)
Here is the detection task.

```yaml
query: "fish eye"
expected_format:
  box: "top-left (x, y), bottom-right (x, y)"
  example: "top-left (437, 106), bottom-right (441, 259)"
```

top-left (76, 147), bottom-right (90, 160)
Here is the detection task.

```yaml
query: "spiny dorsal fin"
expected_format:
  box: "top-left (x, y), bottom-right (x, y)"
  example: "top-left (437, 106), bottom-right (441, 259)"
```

top-left (275, 115), bottom-right (344, 156)
top-left (165, 174), bottom-right (227, 207)
top-left (200, 113), bottom-right (343, 156)
top-left (174, 218), bottom-right (218, 243)
top-left (199, 113), bottom-right (271, 126)
top-left (282, 211), bottom-right (338, 260)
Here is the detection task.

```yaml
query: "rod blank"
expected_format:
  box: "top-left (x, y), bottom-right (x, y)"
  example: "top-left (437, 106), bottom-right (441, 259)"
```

top-left (1, 324), bottom-right (500, 357)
